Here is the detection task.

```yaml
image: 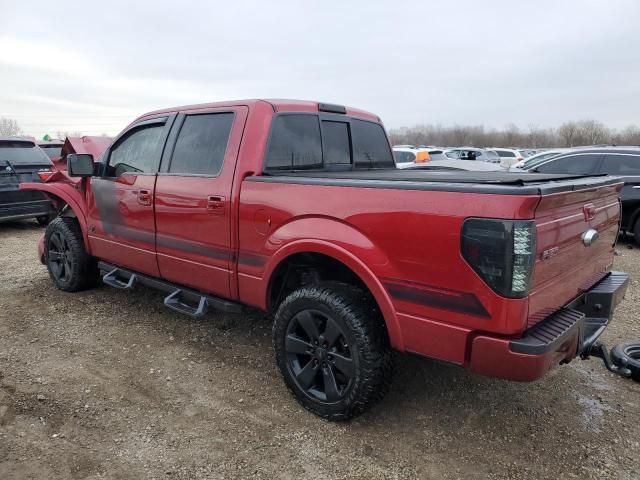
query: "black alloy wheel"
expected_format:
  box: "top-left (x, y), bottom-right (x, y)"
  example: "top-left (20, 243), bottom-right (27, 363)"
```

top-left (48, 231), bottom-right (73, 283)
top-left (273, 281), bottom-right (393, 420)
top-left (285, 309), bottom-right (355, 403)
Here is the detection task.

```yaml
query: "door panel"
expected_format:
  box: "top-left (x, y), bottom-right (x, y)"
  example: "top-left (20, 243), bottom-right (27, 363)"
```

top-left (154, 107), bottom-right (248, 298)
top-left (87, 116), bottom-right (173, 276)
top-left (88, 175), bottom-right (159, 275)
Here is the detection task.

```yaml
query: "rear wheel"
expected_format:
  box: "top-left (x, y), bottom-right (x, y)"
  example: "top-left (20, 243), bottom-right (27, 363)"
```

top-left (44, 217), bottom-right (97, 292)
top-left (273, 282), bottom-right (393, 420)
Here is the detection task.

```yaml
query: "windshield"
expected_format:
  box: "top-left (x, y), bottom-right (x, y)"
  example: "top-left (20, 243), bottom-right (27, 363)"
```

top-left (40, 145), bottom-right (63, 159)
top-left (0, 141), bottom-right (52, 165)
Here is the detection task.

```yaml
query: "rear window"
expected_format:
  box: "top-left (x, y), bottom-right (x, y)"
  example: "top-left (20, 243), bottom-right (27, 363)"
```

top-left (39, 145), bottom-right (63, 159)
top-left (495, 150), bottom-right (516, 157)
top-left (265, 115), bottom-right (323, 170)
top-left (393, 151), bottom-right (416, 163)
top-left (0, 141), bottom-right (52, 165)
top-left (351, 119), bottom-right (394, 168)
top-left (428, 152), bottom-right (447, 161)
top-left (600, 154), bottom-right (640, 175)
top-left (321, 121), bottom-right (351, 165)
top-left (265, 114), bottom-right (393, 171)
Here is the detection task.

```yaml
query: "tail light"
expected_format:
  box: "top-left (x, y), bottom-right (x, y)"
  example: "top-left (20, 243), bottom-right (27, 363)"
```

top-left (37, 170), bottom-right (54, 181)
top-left (461, 218), bottom-right (536, 298)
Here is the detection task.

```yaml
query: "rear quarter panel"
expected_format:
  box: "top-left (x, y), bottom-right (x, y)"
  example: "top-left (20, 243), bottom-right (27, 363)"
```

top-left (237, 179), bottom-right (540, 362)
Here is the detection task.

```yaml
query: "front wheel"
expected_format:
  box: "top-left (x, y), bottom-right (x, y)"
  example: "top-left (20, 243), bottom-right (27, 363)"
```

top-left (273, 282), bottom-right (393, 420)
top-left (44, 217), bottom-right (98, 292)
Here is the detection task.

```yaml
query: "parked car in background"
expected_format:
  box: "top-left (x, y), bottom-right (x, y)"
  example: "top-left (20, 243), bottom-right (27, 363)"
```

top-left (405, 159), bottom-right (504, 171)
top-left (511, 149), bottom-right (568, 169)
top-left (445, 148), bottom-right (501, 164)
top-left (523, 147), bottom-right (640, 241)
top-left (0, 137), bottom-right (55, 225)
top-left (491, 148), bottom-right (525, 168)
top-left (38, 139), bottom-right (64, 160)
top-left (393, 147), bottom-right (446, 168)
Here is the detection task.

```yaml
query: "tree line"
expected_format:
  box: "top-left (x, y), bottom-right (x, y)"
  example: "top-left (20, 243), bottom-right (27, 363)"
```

top-left (389, 120), bottom-right (640, 149)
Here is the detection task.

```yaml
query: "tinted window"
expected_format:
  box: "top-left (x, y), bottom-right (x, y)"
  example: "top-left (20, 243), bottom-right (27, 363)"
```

top-left (393, 151), bottom-right (416, 163)
top-left (495, 150), bottom-right (516, 157)
top-left (322, 121), bottom-right (351, 165)
top-left (536, 154), bottom-right (600, 175)
top-left (266, 115), bottom-right (322, 170)
top-left (169, 113), bottom-right (234, 175)
top-left (600, 154), bottom-right (640, 175)
top-left (40, 146), bottom-right (63, 159)
top-left (351, 119), bottom-right (394, 168)
top-left (0, 141), bottom-right (51, 165)
top-left (429, 152), bottom-right (447, 161)
top-left (109, 124), bottom-right (164, 176)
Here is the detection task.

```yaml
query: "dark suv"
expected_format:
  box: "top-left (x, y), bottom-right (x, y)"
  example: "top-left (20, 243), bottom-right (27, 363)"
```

top-left (525, 147), bottom-right (640, 240)
top-left (0, 137), bottom-right (54, 225)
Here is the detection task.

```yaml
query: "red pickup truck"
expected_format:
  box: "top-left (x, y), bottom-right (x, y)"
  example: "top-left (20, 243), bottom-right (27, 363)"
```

top-left (21, 99), bottom-right (628, 420)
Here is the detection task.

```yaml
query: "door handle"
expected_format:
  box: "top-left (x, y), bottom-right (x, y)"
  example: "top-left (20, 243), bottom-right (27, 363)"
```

top-left (137, 189), bottom-right (152, 206)
top-left (207, 195), bottom-right (226, 212)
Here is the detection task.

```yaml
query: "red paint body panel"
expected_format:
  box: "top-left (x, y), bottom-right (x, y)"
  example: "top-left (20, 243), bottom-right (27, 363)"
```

top-left (18, 99), bottom-right (626, 385)
top-left (469, 330), bottom-right (579, 382)
top-left (87, 175), bottom-right (159, 277)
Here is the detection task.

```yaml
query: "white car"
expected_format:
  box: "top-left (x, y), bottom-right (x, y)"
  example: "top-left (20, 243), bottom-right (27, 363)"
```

top-left (490, 148), bottom-right (525, 168)
top-left (392, 147), bottom-right (447, 169)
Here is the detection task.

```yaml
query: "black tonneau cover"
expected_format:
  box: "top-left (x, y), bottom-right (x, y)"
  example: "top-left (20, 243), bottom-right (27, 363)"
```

top-left (248, 169), bottom-right (622, 195)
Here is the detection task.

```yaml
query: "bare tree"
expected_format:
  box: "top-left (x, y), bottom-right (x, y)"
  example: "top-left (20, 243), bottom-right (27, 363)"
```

top-left (0, 117), bottom-right (22, 136)
top-left (575, 120), bottom-right (610, 146)
top-left (557, 122), bottom-right (578, 147)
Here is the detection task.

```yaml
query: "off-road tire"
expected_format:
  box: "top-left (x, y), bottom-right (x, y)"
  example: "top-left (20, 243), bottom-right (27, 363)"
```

top-left (44, 217), bottom-right (98, 292)
top-left (273, 281), bottom-right (393, 421)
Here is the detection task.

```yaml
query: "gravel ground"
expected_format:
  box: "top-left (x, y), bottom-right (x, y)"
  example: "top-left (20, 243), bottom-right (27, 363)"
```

top-left (0, 220), bottom-right (639, 480)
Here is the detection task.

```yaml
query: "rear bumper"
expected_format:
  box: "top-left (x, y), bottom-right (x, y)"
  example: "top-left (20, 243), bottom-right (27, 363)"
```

top-left (469, 271), bottom-right (629, 381)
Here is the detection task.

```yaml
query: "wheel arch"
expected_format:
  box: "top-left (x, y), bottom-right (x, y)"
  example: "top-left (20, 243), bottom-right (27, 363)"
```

top-left (263, 239), bottom-right (403, 351)
top-left (20, 182), bottom-right (91, 253)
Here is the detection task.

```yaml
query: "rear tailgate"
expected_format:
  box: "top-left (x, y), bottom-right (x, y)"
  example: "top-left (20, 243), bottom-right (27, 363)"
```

top-left (527, 176), bottom-right (622, 328)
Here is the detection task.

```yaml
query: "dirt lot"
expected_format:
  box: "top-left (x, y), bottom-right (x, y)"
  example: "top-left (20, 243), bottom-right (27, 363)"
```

top-left (0, 221), bottom-right (639, 480)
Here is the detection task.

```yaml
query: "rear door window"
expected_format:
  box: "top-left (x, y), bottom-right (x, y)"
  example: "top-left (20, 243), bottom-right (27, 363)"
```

top-left (536, 154), bottom-right (601, 175)
top-left (169, 113), bottom-right (234, 175)
top-left (599, 154), bottom-right (640, 175)
top-left (394, 151), bottom-right (416, 163)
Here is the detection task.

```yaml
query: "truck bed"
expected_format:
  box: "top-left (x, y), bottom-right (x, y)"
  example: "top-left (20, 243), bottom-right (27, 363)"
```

top-left (252, 170), bottom-right (621, 195)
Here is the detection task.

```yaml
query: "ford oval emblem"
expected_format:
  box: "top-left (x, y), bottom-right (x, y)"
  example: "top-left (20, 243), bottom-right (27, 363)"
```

top-left (582, 228), bottom-right (599, 246)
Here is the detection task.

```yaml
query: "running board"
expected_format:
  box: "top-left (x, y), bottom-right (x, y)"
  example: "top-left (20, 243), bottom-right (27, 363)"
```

top-left (98, 262), bottom-right (242, 316)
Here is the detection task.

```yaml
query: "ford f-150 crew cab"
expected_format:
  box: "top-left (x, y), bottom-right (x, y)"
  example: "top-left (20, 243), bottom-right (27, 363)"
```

top-left (20, 99), bottom-right (629, 420)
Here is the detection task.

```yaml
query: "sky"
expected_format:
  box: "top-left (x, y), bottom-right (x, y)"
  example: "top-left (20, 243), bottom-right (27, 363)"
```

top-left (1, 0), bottom-right (639, 139)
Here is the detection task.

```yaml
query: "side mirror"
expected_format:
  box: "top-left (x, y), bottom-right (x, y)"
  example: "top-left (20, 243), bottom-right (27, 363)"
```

top-left (67, 153), bottom-right (95, 177)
